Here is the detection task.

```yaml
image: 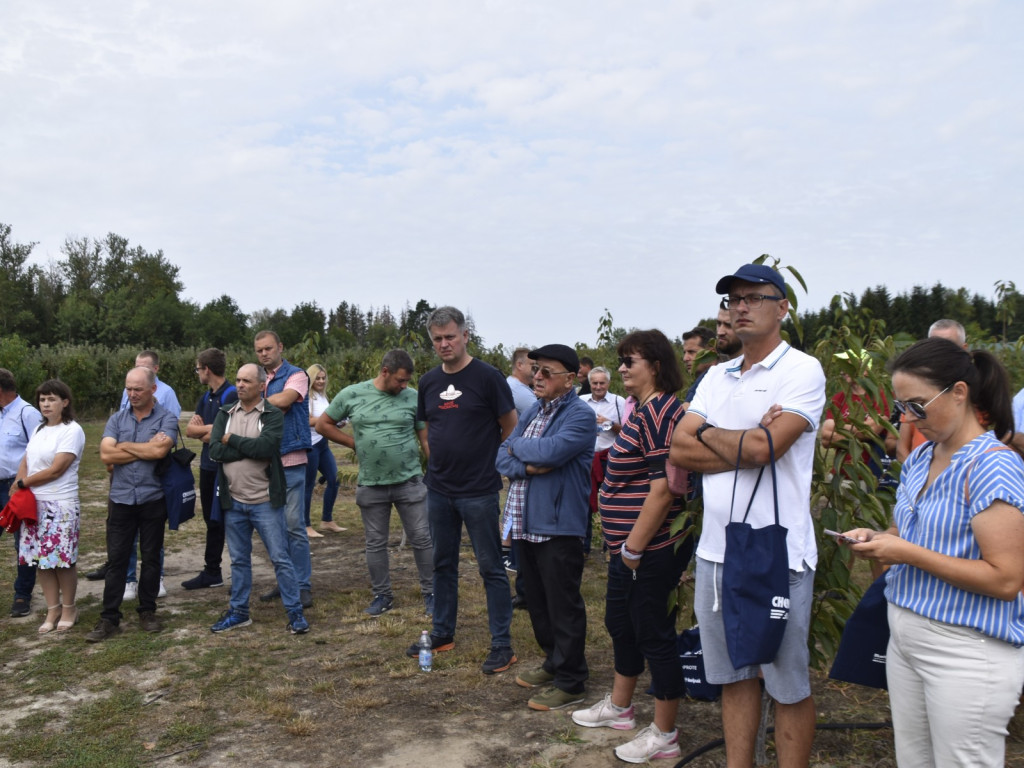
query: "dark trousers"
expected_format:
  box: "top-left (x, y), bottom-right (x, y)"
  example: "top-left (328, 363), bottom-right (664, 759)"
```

top-left (102, 498), bottom-right (166, 624)
top-left (3, 479), bottom-right (38, 602)
top-left (199, 468), bottom-right (225, 574)
top-left (518, 536), bottom-right (588, 694)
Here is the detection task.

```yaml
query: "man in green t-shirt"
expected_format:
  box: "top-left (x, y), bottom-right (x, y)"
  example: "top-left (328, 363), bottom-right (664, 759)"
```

top-left (316, 349), bottom-right (434, 616)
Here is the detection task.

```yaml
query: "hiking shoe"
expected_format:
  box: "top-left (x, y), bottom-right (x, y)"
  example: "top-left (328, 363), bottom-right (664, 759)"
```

top-left (157, 579), bottom-right (168, 598)
top-left (259, 586), bottom-right (281, 602)
top-left (139, 611), bottom-right (162, 633)
top-left (84, 563), bottom-right (109, 581)
top-left (9, 597), bottom-right (30, 618)
top-left (481, 646), bottom-right (517, 675)
top-left (571, 693), bottom-right (636, 730)
top-left (182, 571), bottom-right (225, 590)
top-left (85, 618), bottom-right (122, 643)
top-left (300, 589), bottom-right (313, 609)
top-left (516, 666), bottom-right (556, 688)
top-left (364, 595), bottom-right (394, 616)
top-left (123, 581), bottom-right (138, 601)
top-left (287, 609), bottom-right (310, 635)
top-left (528, 686), bottom-right (585, 711)
top-left (210, 610), bottom-right (252, 634)
top-left (613, 724), bottom-right (680, 764)
top-left (423, 593), bottom-right (434, 617)
top-left (405, 634), bottom-right (454, 658)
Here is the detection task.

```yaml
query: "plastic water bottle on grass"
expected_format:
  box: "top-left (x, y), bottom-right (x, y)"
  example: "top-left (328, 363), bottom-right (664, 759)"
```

top-left (418, 630), bottom-right (433, 672)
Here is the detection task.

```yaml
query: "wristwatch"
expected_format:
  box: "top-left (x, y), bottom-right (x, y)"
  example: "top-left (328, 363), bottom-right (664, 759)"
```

top-left (695, 423), bottom-right (716, 445)
top-left (16, 479), bottom-right (25, 489)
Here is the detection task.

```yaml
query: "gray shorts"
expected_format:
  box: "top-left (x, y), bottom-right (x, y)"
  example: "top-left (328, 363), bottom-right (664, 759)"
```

top-left (694, 556), bottom-right (813, 704)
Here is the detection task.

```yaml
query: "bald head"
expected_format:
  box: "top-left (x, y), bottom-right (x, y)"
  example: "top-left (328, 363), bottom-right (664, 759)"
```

top-left (236, 363), bottom-right (265, 406)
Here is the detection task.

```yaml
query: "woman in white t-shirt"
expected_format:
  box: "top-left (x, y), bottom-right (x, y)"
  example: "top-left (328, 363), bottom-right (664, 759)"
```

top-left (304, 364), bottom-right (343, 536)
top-left (14, 380), bottom-right (86, 634)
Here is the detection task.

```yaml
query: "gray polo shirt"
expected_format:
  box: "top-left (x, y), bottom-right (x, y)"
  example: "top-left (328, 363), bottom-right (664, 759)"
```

top-left (103, 402), bottom-right (179, 505)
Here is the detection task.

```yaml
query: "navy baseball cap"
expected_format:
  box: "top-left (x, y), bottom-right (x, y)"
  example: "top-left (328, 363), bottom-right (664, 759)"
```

top-left (528, 344), bottom-right (580, 373)
top-left (715, 264), bottom-right (786, 297)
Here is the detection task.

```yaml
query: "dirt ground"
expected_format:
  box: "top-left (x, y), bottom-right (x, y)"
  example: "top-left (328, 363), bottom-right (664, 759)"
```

top-left (3, 475), bottom-right (1023, 767)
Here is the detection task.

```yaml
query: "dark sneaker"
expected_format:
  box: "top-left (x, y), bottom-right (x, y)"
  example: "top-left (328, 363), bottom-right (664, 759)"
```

top-left (210, 610), bottom-right (252, 634)
top-left (502, 554), bottom-right (516, 574)
top-left (300, 589), bottom-right (313, 609)
top-left (9, 597), bottom-right (31, 618)
top-left (405, 634), bottom-right (454, 658)
top-left (259, 587), bottom-right (281, 602)
top-left (84, 563), bottom-right (110, 581)
top-left (516, 666), bottom-right (556, 688)
top-left (288, 609), bottom-right (310, 635)
top-left (85, 618), bottom-right (122, 643)
top-left (364, 595), bottom-right (394, 616)
top-left (528, 686), bottom-right (585, 711)
top-left (139, 611), bottom-right (162, 633)
top-left (481, 646), bottom-right (517, 675)
top-left (182, 571), bottom-right (224, 590)
top-left (423, 593), bottom-right (434, 617)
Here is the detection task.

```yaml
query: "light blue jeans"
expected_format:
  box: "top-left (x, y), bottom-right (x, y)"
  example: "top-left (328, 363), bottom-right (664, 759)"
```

top-left (223, 499), bottom-right (302, 614)
top-left (282, 464), bottom-right (312, 592)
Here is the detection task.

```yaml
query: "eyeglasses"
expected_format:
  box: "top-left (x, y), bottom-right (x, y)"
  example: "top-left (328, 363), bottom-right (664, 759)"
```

top-left (618, 355), bottom-right (642, 368)
top-left (194, 367), bottom-right (204, 374)
top-left (893, 386), bottom-right (951, 420)
top-left (725, 293), bottom-right (784, 309)
top-left (531, 365), bottom-right (573, 378)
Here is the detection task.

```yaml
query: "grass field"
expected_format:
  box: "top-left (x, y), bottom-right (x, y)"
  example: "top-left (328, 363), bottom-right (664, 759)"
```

top-left (0, 419), bottom-right (1022, 767)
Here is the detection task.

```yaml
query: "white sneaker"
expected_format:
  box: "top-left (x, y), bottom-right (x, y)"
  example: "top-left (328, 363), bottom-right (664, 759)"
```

top-left (613, 724), bottom-right (681, 764)
top-left (157, 579), bottom-right (167, 598)
top-left (123, 581), bottom-right (138, 601)
top-left (571, 693), bottom-right (636, 730)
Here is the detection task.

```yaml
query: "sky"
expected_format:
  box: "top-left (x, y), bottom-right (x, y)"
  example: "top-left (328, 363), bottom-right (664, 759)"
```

top-left (2, 0), bottom-right (1022, 350)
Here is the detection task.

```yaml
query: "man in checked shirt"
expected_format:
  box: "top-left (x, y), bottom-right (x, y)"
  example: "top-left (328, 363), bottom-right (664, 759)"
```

top-left (495, 344), bottom-right (595, 712)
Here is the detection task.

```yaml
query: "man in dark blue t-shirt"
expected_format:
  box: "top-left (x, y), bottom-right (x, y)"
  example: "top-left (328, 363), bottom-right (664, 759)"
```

top-left (405, 306), bottom-right (518, 675)
top-left (183, 348), bottom-right (238, 590)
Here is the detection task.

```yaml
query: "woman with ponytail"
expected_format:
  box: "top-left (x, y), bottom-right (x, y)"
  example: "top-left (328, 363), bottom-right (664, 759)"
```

top-left (844, 337), bottom-right (1024, 767)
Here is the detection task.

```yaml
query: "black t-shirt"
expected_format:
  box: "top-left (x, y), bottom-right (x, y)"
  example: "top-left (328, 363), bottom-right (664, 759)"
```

top-left (417, 358), bottom-right (515, 497)
top-left (195, 380), bottom-right (239, 470)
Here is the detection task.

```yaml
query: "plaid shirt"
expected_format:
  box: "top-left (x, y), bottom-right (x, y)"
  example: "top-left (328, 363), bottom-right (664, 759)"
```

top-left (502, 391), bottom-right (572, 543)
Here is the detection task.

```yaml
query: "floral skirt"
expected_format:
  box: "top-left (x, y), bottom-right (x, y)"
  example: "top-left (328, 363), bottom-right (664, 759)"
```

top-left (18, 498), bottom-right (81, 569)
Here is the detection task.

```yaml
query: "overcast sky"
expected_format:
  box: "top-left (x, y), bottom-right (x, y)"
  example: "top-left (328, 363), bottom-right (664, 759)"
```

top-left (3, 1), bottom-right (1021, 350)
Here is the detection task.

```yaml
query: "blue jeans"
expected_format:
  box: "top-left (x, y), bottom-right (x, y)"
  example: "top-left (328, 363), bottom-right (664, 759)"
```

top-left (428, 490), bottom-right (512, 648)
top-left (303, 440), bottom-right (339, 525)
top-left (223, 499), bottom-right (302, 614)
top-left (3, 479), bottom-right (36, 603)
top-left (282, 464), bottom-right (312, 592)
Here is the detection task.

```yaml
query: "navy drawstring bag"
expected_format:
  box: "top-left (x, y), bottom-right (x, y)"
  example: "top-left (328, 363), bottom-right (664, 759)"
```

top-left (722, 425), bottom-right (790, 669)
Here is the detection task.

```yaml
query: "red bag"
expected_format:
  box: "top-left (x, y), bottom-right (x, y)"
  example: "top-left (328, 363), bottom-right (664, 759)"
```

top-left (0, 486), bottom-right (37, 533)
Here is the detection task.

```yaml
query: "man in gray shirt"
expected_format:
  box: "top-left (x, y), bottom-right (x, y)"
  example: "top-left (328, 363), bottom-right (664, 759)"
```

top-left (88, 367), bottom-right (177, 642)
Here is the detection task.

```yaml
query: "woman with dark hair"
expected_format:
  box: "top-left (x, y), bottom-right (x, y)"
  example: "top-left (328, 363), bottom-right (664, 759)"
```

top-left (14, 380), bottom-right (86, 633)
top-left (572, 329), bottom-right (693, 764)
top-left (844, 337), bottom-right (1024, 767)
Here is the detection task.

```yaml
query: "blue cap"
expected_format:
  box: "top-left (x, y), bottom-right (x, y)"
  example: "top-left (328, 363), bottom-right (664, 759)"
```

top-left (715, 264), bottom-right (786, 297)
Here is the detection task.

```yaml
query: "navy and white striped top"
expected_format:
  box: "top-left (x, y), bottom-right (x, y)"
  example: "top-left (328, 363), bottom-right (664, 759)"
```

top-left (886, 431), bottom-right (1024, 645)
top-left (599, 392), bottom-right (685, 553)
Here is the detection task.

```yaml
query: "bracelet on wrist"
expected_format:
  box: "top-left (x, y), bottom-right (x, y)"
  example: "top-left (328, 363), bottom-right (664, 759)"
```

top-left (621, 543), bottom-right (644, 561)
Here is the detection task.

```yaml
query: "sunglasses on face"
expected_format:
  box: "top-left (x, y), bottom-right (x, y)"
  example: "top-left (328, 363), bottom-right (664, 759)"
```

top-left (531, 365), bottom-right (573, 378)
top-left (893, 386), bottom-right (951, 420)
top-left (618, 355), bottom-right (642, 369)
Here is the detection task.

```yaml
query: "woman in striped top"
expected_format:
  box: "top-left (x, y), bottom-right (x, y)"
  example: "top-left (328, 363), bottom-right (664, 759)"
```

top-left (845, 337), bottom-right (1024, 768)
top-left (571, 329), bottom-right (694, 764)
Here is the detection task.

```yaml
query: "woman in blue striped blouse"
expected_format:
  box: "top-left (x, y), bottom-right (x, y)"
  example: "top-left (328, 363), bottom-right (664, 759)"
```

top-left (844, 337), bottom-right (1024, 768)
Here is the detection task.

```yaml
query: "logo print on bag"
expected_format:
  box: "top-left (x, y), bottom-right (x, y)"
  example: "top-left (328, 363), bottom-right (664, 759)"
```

top-left (770, 595), bottom-right (789, 621)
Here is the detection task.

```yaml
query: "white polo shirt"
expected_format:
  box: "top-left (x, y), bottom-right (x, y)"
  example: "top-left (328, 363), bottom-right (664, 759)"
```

top-left (689, 341), bottom-right (826, 571)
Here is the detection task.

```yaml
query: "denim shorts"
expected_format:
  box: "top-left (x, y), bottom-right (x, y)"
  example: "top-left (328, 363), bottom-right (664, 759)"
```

top-left (694, 556), bottom-right (813, 704)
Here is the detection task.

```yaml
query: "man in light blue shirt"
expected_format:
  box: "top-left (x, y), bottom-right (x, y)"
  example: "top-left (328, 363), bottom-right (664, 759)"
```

top-left (1, 369), bottom-right (43, 618)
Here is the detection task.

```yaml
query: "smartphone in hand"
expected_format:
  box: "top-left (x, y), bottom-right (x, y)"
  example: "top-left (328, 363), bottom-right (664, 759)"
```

top-left (823, 528), bottom-right (860, 545)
